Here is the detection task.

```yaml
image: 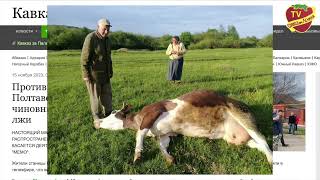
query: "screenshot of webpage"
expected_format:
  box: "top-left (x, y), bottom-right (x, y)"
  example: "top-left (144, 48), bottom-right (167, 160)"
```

top-left (0, 1), bottom-right (319, 180)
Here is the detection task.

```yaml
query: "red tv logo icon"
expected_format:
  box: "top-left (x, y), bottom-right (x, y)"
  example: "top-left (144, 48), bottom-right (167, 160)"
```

top-left (286, 4), bottom-right (316, 33)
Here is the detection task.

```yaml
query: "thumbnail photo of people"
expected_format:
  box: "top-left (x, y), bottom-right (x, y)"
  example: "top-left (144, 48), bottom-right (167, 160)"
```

top-left (273, 72), bottom-right (305, 151)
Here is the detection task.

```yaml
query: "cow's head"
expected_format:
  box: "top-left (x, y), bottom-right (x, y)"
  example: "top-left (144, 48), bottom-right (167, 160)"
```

top-left (114, 102), bottom-right (133, 120)
top-left (99, 103), bottom-right (133, 130)
top-left (114, 103), bottom-right (140, 130)
top-left (100, 103), bottom-right (139, 130)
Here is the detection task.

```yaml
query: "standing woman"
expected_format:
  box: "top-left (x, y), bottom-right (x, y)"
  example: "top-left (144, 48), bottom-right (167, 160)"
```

top-left (166, 36), bottom-right (187, 83)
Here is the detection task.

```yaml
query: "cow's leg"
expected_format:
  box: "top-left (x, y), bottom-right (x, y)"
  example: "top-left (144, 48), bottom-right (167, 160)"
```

top-left (159, 134), bottom-right (175, 164)
top-left (134, 128), bottom-right (149, 163)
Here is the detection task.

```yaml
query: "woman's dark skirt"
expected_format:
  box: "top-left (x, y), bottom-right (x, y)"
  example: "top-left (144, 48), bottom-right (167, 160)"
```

top-left (167, 57), bottom-right (184, 81)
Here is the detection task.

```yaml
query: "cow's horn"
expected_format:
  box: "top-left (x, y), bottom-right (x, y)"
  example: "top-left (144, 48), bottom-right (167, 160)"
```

top-left (121, 102), bottom-right (125, 110)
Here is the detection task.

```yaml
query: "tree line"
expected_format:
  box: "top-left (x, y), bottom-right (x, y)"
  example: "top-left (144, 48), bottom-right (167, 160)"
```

top-left (48, 25), bottom-right (272, 50)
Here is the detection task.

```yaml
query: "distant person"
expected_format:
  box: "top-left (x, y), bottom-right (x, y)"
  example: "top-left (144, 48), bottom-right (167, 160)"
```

top-left (166, 36), bottom-right (187, 83)
top-left (288, 112), bottom-right (296, 135)
top-left (273, 110), bottom-right (289, 147)
top-left (81, 18), bottom-right (113, 129)
top-left (295, 114), bottom-right (300, 131)
top-left (273, 109), bottom-right (280, 150)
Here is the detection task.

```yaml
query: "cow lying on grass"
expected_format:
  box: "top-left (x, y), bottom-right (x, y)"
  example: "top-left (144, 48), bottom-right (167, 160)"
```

top-left (98, 90), bottom-right (272, 164)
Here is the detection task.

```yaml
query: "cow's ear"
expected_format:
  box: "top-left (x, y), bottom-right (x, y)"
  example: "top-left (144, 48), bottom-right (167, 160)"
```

top-left (120, 102), bottom-right (133, 114)
top-left (115, 111), bottom-right (126, 120)
top-left (122, 104), bottom-right (133, 114)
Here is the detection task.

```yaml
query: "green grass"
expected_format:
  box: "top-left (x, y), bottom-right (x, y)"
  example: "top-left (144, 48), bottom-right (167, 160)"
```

top-left (48, 48), bottom-right (273, 174)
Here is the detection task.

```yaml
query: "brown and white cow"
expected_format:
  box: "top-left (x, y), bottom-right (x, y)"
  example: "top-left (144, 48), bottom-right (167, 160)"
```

top-left (99, 90), bottom-right (272, 164)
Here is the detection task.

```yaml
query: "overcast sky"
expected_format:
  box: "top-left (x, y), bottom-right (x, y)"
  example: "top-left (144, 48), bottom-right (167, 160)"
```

top-left (48, 6), bottom-right (272, 38)
top-left (274, 72), bottom-right (305, 101)
top-left (292, 73), bottom-right (305, 101)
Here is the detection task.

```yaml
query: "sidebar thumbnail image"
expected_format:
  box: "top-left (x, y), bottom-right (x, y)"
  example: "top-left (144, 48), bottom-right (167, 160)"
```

top-left (273, 72), bottom-right (305, 151)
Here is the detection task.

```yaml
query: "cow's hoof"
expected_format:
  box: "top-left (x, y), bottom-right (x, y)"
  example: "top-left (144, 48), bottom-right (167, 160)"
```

top-left (133, 152), bottom-right (141, 163)
top-left (165, 155), bottom-right (175, 165)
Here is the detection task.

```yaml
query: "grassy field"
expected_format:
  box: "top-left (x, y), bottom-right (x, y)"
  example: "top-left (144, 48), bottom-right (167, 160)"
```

top-left (48, 48), bottom-right (273, 174)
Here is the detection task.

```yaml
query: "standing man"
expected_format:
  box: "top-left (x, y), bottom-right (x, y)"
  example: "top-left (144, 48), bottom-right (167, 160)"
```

top-left (295, 114), bottom-right (300, 131)
top-left (273, 110), bottom-right (289, 147)
top-left (288, 112), bottom-right (296, 135)
top-left (81, 18), bottom-right (113, 129)
top-left (166, 36), bottom-right (187, 83)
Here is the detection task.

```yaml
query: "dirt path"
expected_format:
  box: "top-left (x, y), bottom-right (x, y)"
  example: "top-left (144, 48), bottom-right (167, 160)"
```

top-left (278, 133), bottom-right (305, 151)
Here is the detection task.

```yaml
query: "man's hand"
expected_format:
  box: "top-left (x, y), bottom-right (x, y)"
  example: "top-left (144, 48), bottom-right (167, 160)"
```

top-left (171, 50), bottom-right (177, 55)
top-left (83, 76), bottom-right (93, 83)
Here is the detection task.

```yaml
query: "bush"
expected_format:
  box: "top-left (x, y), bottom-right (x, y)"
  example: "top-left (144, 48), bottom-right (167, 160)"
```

top-left (240, 36), bottom-right (259, 48)
top-left (257, 34), bottom-right (272, 47)
top-left (48, 25), bottom-right (272, 50)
